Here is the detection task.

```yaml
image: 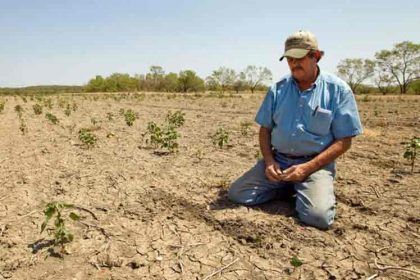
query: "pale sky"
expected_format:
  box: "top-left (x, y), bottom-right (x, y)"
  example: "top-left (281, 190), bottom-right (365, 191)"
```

top-left (1, 0), bottom-right (419, 87)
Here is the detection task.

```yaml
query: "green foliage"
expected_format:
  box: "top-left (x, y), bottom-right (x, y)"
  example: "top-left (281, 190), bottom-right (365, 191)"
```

top-left (290, 256), bottom-right (303, 267)
top-left (178, 70), bottom-right (205, 93)
top-left (212, 127), bottom-right (229, 148)
top-left (244, 65), bottom-right (273, 93)
top-left (45, 113), bottom-right (59, 124)
top-left (206, 67), bottom-right (236, 93)
top-left (33, 104), bottom-right (43, 115)
top-left (41, 202), bottom-right (80, 250)
top-left (240, 121), bottom-right (253, 136)
top-left (85, 73), bottom-right (138, 92)
top-left (64, 104), bottom-right (71, 116)
top-left (78, 128), bottom-right (97, 147)
top-left (0, 100), bottom-right (5, 113)
top-left (14, 104), bottom-right (23, 116)
top-left (0, 85), bottom-right (83, 96)
top-left (144, 121), bottom-right (180, 153)
top-left (403, 137), bottom-right (419, 173)
top-left (375, 41), bottom-right (420, 94)
top-left (337, 58), bottom-right (375, 94)
top-left (166, 110), bottom-right (185, 128)
top-left (44, 98), bottom-right (53, 109)
top-left (124, 109), bottom-right (137, 126)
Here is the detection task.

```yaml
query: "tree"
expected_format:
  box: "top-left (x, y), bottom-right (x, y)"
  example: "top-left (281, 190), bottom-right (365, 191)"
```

top-left (337, 59), bottom-right (375, 94)
top-left (373, 63), bottom-right (394, 95)
top-left (206, 67), bottom-right (236, 93)
top-left (178, 70), bottom-right (204, 92)
top-left (162, 73), bottom-right (179, 92)
top-left (375, 41), bottom-right (420, 94)
top-left (85, 75), bottom-right (105, 92)
top-left (244, 65), bottom-right (272, 93)
top-left (147, 66), bottom-right (165, 91)
top-left (104, 73), bottom-right (137, 92)
top-left (233, 72), bottom-right (247, 93)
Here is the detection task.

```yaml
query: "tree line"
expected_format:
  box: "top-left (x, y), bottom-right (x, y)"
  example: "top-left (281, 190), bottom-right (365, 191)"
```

top-left (337, 41), bottom-right (420, 94)
top-left (84, 65), bottom-right (272, 94)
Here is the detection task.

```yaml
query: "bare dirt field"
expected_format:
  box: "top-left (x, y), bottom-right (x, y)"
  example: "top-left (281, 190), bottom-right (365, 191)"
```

top-left (0, 92), bottom-right (419, 280)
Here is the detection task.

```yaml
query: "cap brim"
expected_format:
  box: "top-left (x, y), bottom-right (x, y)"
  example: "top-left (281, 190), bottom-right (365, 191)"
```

top-left (279, 49), bottom-right (310, 61)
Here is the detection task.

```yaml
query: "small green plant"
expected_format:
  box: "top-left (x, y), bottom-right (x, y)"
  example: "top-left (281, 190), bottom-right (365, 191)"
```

top-left (64, 104), bottom-right (71, 116)
top-left (124, 109), bottom-right (137, 126)
top-left (14, 104), bottom-right (23, 113)
top-left (240, 121), bottom-right (253, 136)
top-left (46, 113), bottom-right (59, 124)
top-left (33, 104), bottom-right (43, 115)
top-left (19, 121), bottom-right (28, 135)
top-left (290, 256), bottom-right (303, 267)
top-left (166, 110), bottom-right (185, 128)
top-left (0, 100), bottom-right (5, 113)
top-left (78, 128), bottom-right (97, 147)
top-left (44, 98), bottom-right (53, 109)
top-left (106, 112), bottom-right (114, 121)
top-left (144, 121), bottom-right (179, 153)
top-left (212, 127), bottom-right (229, 148)
top-left (72, 102), bottom-right (78, 112)
top-left (403, 137), bottom-right (419, 173)
top-left (15, 104), bottom-right (23, 119)
top-left (40, 202), bottom-right (80, 254)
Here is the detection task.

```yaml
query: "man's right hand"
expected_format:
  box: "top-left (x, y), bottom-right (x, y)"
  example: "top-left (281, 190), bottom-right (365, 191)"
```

top-left (264, 161), bottom-right (283, 182)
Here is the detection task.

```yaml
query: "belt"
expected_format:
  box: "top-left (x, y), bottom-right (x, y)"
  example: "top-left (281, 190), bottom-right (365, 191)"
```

top-left (278, 152), bottom-right (318, 159)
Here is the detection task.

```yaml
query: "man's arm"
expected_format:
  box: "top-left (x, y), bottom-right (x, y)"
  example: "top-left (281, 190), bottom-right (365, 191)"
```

top-left (280, 137), bottom-right (352, 182)
top-left (259, 126), bottom-right (283, 182)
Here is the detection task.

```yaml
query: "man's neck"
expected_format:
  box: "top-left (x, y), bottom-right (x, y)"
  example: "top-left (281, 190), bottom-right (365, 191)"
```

top-left (296, 67), bottom-right (319, 91)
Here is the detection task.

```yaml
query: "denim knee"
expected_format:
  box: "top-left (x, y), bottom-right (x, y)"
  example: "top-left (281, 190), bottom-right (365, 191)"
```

top-left (298, 206), bottom-right (335, 230)
top-left (227, 182), bottom-right (259, 206)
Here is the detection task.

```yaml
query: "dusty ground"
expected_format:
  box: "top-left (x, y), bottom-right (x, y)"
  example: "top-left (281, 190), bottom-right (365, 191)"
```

top-left (0, 92), bottom-right (419, 280)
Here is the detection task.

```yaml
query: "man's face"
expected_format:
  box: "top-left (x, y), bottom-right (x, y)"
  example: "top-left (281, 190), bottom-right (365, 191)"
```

top-left (286, 53), bottom-right (318, 82)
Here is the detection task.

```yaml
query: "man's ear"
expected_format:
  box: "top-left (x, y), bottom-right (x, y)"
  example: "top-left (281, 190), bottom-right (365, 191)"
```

top-left (314, 51), bottom-right (322, 62)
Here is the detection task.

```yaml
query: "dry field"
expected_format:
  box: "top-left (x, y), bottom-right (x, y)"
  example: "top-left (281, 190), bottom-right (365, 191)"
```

top-left (0, 92), bottom-right (419, 280)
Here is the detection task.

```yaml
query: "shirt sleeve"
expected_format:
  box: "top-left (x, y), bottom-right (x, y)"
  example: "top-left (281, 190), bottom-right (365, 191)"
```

top-left (331, 88), bottom-right (363, 139)
top-left (255, 86), bottom-right (275, 129)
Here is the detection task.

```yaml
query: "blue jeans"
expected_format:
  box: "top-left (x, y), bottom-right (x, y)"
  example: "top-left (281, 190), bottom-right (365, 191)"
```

top-left (228, 154), bottom-right (336, 229)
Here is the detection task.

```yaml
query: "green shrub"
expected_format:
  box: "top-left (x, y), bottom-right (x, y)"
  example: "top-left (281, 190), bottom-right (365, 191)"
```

top-left (33, 104), bottom-right (43, 115)
top-left (45, 113), bottom-right (59, 124)
top-left (166, 110), bottom-right (185, 128)
top-left (240, 121), bottom-right (253, 136)
top-left (212, 127), bottom-right (229, 148)
top-left (40, 202), bottom-right (80, 254)
top-left (78, 128), bottom-right (97, 147)
top-left (144, 121), bottom-right (179, 153)
top-left (403, 137), bottom-right (419, 173)
top-left (124, 109), bottom-right (137, 126)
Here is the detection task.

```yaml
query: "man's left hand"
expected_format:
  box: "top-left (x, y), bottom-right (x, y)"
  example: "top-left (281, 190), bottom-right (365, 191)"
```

top-left (279, 163), bottom-right (312, 182)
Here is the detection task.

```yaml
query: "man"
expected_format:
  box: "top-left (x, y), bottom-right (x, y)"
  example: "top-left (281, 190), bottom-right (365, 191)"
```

top-left (228, 30), bottom-right (363, 229)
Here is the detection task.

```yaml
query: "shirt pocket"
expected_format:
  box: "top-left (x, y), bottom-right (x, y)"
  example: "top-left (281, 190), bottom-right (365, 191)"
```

top-left (306, 108), bottom-right (333, 136)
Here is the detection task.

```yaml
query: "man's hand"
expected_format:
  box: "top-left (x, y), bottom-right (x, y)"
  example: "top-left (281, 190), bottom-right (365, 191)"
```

top-left (265, 161), bottom-right (283, 182)
top-left (279, 163), bottom-right (311, 182)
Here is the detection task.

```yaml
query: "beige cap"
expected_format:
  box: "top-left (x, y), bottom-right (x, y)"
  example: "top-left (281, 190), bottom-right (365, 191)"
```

top-left (279, 30), bottom-right (324, 61)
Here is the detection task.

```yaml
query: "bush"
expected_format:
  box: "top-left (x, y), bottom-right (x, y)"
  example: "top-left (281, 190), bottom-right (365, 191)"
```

top-left (78, 128), bottom-right (97, 147)
top-left (45, 113), bottom-right (59, 124)
top-left (33, 104), bottom-right (43, 115)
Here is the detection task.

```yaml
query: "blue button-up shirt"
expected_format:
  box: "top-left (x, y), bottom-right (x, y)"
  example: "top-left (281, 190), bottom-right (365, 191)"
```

top-left (255, 69), bottom-right (363, 156)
